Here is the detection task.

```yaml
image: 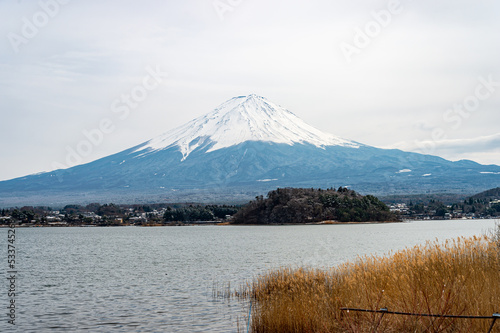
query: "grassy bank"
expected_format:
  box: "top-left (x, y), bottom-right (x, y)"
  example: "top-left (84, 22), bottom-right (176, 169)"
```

top-left (238, 230), bottom-right (500, 332)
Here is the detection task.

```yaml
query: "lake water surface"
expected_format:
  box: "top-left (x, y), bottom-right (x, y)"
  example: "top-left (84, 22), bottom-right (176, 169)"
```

top-left (0, 219), bottom-right (498, 332)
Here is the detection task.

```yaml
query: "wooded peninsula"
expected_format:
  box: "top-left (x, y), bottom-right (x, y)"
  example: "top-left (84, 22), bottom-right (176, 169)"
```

top-left (232, 187), bottom-right (398, 224)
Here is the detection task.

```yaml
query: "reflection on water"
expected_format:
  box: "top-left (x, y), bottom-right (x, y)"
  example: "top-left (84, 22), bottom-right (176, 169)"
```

top-left (0, 219), bottom-right (497, 332)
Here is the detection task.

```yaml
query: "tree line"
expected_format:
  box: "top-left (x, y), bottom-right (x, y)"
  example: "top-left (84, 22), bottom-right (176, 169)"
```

top-left (163, 205), bottom-right (239, 222)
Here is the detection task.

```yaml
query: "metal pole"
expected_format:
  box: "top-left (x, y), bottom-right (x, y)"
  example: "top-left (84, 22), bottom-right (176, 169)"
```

top-left (372, 308), bottom-right (388, 333)
top-left (247, 301), bottom-right (252, 333)
top-left (487, 313), bottom-right (500, 333)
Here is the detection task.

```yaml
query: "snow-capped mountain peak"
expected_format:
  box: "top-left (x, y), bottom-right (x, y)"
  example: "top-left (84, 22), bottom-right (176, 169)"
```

top-left (135, 94), bottom-right (359, 160)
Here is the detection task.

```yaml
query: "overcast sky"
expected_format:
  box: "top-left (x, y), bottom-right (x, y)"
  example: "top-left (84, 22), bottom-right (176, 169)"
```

top-left (1, 0), bottom-right (499, 181)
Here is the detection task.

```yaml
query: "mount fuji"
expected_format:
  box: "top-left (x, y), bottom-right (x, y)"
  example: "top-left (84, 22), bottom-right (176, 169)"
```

top-left (1, 94), bottom-right (500, 206)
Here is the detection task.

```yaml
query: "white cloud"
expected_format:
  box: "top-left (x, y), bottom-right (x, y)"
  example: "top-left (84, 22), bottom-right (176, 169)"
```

top-left (391, 133), bottom-right (500, 164)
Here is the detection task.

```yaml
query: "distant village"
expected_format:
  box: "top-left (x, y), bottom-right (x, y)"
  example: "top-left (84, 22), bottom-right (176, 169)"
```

top-left (389, 198), bottom-right (500, 220)
top-left (1, 195), bottom-right (499, 227)
top-left (0, 203), bottom-right (239, 227)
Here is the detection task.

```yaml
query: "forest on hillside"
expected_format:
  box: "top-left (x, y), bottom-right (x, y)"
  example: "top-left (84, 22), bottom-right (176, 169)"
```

top-left (231, 187), bottom-right (399, 224)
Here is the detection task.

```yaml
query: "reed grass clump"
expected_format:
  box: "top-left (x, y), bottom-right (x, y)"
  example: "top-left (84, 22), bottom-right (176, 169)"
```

top-left (239, 234), bottom-right (500, 332)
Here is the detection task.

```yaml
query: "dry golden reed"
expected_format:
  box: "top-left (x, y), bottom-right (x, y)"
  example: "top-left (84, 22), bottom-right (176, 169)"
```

top-left (238, 235), bottom-right (500, 332)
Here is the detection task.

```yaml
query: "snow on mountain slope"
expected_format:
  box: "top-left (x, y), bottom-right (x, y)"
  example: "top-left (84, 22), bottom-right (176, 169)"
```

top-left (134, 94), bottom-right (359, 160)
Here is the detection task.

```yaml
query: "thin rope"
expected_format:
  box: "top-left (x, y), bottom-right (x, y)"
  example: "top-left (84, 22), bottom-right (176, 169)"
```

top-left (341, 307), bottom-right (498, 319)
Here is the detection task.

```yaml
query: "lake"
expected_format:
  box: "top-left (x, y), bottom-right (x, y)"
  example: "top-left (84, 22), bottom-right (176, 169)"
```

top-left (0, 219), bottom-right (498, 332)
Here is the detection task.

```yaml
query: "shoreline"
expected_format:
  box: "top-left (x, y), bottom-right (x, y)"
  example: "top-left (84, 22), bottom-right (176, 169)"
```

top-left (2, 217), bottom-right (492, 228)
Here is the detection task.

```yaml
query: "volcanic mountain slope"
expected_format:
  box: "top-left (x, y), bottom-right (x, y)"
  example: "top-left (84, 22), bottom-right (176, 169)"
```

top-left (1, 94), bottom-right (499, 206)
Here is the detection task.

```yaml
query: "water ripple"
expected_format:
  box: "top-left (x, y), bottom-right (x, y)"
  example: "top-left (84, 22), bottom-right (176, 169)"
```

top-left (0, 220), bottom-right (496, 332)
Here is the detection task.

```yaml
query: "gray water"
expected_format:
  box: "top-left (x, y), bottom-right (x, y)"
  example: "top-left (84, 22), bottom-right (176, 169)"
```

top-left (0, 219), bottom-right (498, 332)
